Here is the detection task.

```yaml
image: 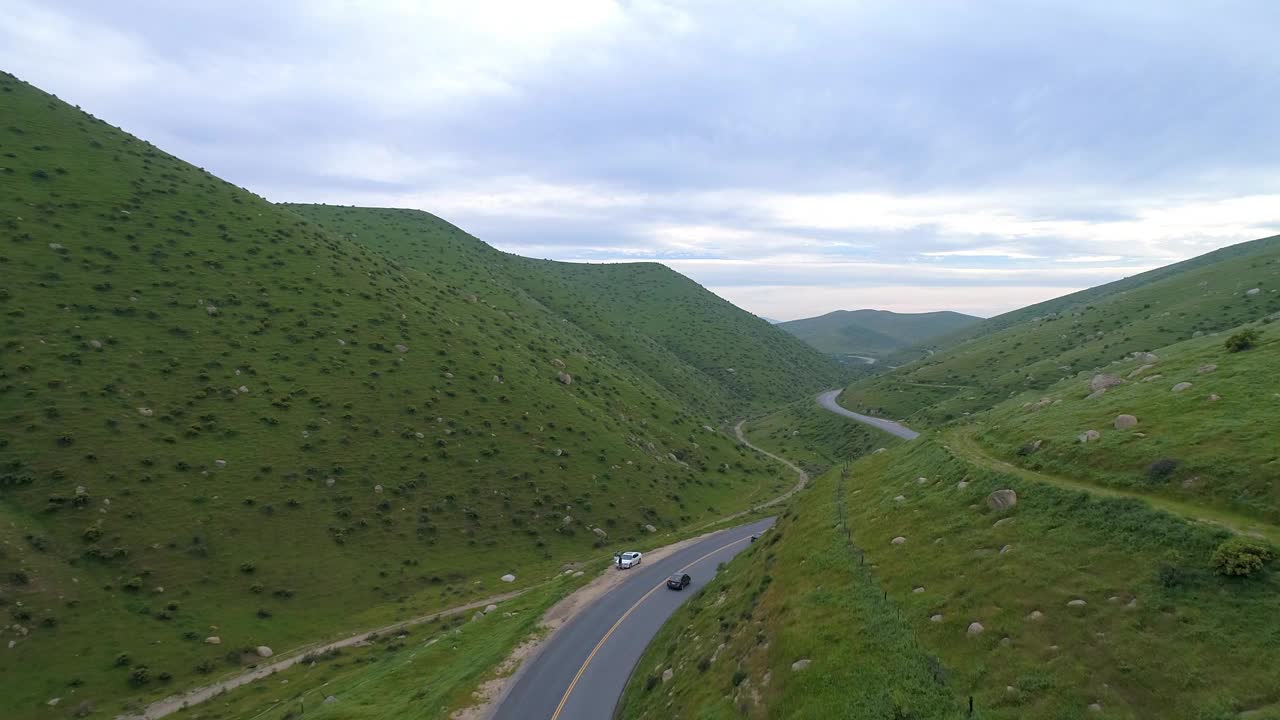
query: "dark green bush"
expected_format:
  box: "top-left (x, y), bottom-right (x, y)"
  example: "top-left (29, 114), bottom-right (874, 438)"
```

top-left (128, 666), bottom-right (150, 686)
top-left (1211, 538), bottom-right (1275, 577)
top-left (1224, 328), bottom-right (1260, 353)
top-left (1146, 458), bottom-right (1180, 483)
top-left (1157, 562), bottom-right (1187, 589)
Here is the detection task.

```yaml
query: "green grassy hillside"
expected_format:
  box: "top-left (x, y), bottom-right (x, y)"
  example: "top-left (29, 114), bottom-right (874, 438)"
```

top-left (840, 236), bottom-right (1280, 426)
top-left (626, 431), bottom-right (1280, 719)
top-left (286, 205), bottom-right (844, 417)
top-left (740, 398), bottom-right (901, 478)
top-left (778, 309), bottom-right (980, 358)
top-left (0, 72), bottom-right (801, 718)
top-left (972, 323), bottom-right (1279, 527)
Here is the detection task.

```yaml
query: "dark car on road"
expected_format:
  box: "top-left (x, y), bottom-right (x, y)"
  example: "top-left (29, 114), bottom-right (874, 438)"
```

top-left (666, 573), bottom-right (691, 590)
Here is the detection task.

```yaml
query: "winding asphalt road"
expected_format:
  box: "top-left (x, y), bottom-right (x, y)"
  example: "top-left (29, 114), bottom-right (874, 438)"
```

top-left (491, 517), bottom-right (774, 720)
top-left (816, 389), bottom-right (920, 439)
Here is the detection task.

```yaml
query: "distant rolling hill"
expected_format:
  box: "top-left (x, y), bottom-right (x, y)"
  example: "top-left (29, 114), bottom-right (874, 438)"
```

top-left (777, 309), bottom-right (981, 358)
top-left (839, 234), bottom-right (1280, 426)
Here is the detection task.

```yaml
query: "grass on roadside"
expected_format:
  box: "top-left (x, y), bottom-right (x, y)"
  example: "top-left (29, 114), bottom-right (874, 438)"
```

top-left (618, 468), bottom-right (965, 719)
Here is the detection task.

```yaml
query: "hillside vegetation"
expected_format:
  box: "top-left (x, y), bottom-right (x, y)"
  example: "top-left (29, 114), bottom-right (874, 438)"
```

top-left (625, 421), bottom-right (1280, 719)
top-left (285, 205), bottom-right (842, 417)
top-left (778, 309), bottom-right (979, 358)
top-left (738, 398), bottom-right (901, 478)
top-left (840, 236), bottom-right (1280, 426)
top-left (972, 323), bottom-right (1279, 529)
top-left (0, 72), bottom-right (827, 718)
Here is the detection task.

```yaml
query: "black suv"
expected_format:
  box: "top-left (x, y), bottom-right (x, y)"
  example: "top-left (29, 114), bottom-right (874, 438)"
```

top-left (666, 573), bottom-right (691, 590)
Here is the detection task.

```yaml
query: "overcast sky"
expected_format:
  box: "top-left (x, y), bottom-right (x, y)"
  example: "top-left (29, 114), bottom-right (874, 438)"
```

top-left (4, 1), bottom-right (1279, 319)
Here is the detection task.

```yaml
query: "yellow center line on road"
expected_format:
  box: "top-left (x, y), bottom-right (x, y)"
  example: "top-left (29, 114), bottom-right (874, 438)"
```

top-left (549, 532), bottom-right (756, 720)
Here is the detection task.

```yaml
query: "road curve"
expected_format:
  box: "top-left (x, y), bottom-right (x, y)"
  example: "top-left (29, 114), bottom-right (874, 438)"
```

top-left (491, 517), bottom-right (775, 720)
top-left (815, 389), bottom-right (920, 440)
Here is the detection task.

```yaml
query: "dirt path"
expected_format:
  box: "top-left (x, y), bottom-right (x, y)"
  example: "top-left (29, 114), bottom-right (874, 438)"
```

top-left (117, 590), bottom-right (531, 719)
top-left (944, 426), bottom-right (1280, 545)
top-left (123, 422), bottom-right (809, 720)
top-left (733, 418), bottom-right (809, 503)
top-left (812, 389), bottom-right (1280, 544)
top-left (688, 419), bottom-right (808, 530)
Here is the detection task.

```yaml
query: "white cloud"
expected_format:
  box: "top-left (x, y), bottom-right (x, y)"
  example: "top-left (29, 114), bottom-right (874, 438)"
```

top-left (1056, 255), bottom-right (1124, 263)
top-left (921, 247), bottom-right (1043, 259)
top-left (3, 0), bottom-right (1278, 320)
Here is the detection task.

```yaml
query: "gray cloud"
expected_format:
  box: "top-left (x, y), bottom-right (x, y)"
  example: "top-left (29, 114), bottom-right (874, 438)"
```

top-left (3, 0), bottom-right (1278, 318)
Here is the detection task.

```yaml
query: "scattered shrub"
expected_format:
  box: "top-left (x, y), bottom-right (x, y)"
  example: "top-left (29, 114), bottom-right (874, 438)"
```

top-left (1224, 328), bottom-right (1260, 353)
top-left (114, 652), bottom-right (131, 667)
top-left (1211, 538), bottom-right (1275, 577)
top-left (1157, 562), bottom-right (1188, 589)
top-left (1145, 458), bottom-right (1180, 483)
top-left (123, 576), bottom-right (143, 591)
top-left (128, 666), bottom-right (151, 686)
top-left (731, 670), bottom-right (748, 687)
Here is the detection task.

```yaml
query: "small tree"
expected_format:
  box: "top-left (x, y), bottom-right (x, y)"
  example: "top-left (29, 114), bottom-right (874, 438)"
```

top-left (1211, 537), bottom-right (1275, 577)
top-left (1224, 328), bottom-right (1260, 353)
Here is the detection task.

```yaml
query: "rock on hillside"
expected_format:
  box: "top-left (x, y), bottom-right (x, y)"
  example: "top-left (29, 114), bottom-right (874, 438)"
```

top-left (1090, 374), bottom-right (1124, 393)
top-left (987, 489), bottom-right (1018, 510)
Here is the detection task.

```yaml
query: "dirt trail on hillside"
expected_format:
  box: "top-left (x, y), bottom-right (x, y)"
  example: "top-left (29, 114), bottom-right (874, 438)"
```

top-left (122, 422), bottom-right (809, 720)
top-left (944, 425), bottom-right (1280, 545)
top-left (811, 391), bottom-right (1280, 544)
top-left (733, 418), bottom-right (810, 503)
top-left (117, 590), bottom-right (529, 719)
top-left (686, 420), bottom-right (809, 530)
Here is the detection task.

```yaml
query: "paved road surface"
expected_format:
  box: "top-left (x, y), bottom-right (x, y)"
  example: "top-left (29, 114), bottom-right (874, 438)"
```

top-left (492, 517), bottom-right (775, 720)
top-left (815, 389), bottom-right (920, 440)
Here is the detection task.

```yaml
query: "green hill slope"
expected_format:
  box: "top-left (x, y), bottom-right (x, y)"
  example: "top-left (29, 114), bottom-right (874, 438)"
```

top-left (627, 401), bottom-right (1280, 719)
top-left (0, 72), bottom-right (802, 717)
top-left (840, 236), bottom-right (1280, 426)
top-left (971, 323), bottom-right (1279, 527)
top-left (778, 308), bottom-right (980, 357)
top-left (282, 205), bottom-right (843, 417)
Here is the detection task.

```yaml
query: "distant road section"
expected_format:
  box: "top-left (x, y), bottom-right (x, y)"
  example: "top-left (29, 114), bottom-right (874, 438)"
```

top-left (815, 389), bottom-right (920, 440)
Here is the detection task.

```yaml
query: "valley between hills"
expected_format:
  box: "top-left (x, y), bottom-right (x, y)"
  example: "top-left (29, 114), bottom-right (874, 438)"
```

top-left (3, 68), bottom-right (1280, 720)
